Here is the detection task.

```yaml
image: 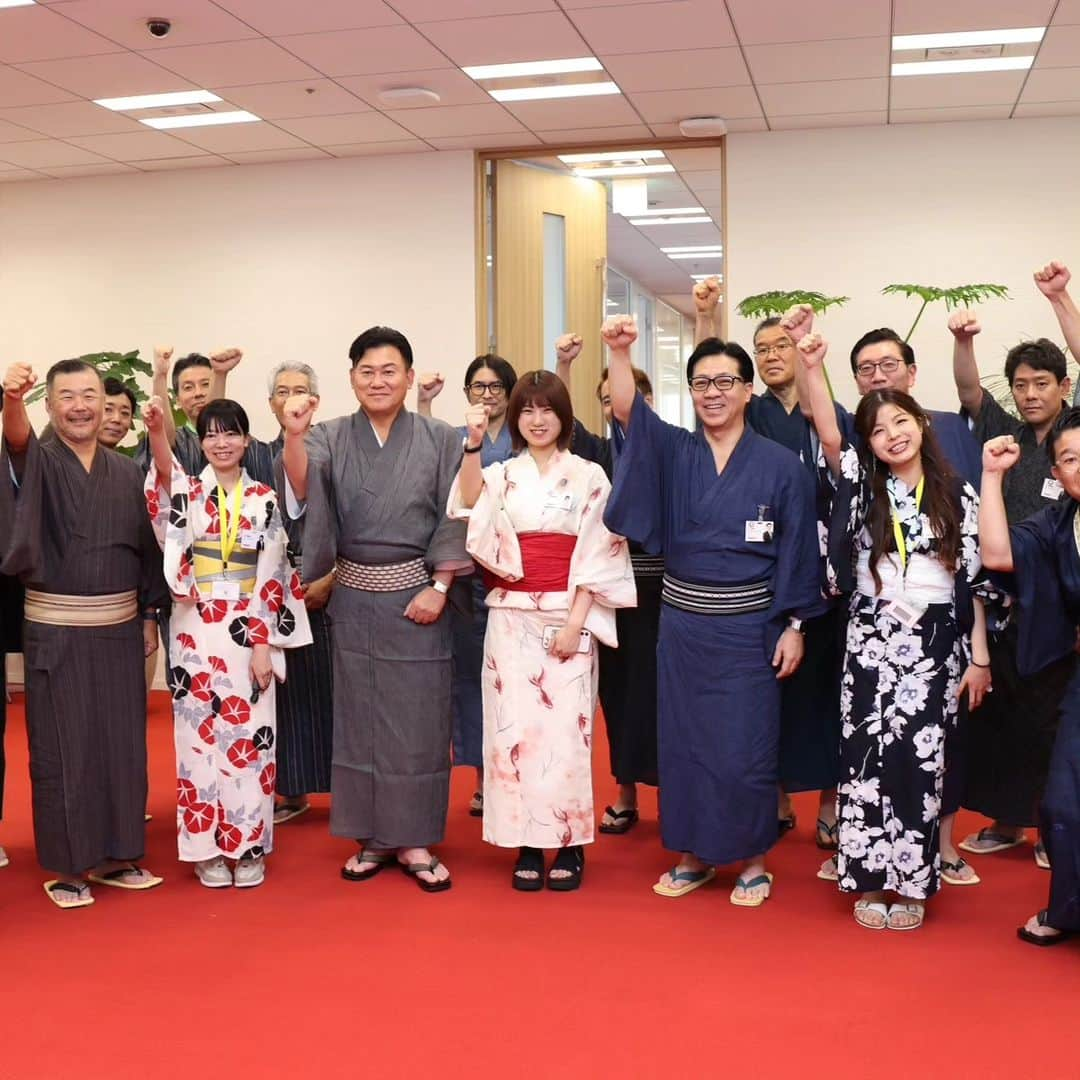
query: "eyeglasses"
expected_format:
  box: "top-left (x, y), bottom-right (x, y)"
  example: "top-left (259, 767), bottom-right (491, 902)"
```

top-left (272, 386), bottom-right (311, 400)
top-left (856, 358), bottom-right (903, 377)
top-left (689, 374), bottom-right (747, 393)
top-left (754, 342), bottom-right (793, 359)
top-left (466, 380), bottom-right (506, 398)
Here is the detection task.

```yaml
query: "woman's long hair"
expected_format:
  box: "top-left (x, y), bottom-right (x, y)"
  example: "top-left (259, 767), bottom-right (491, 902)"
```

top-left (853, 390), bottom-right (960, 594)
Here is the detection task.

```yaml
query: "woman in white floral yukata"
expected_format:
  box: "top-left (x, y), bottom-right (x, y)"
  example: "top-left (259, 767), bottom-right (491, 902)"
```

top-left (798, 333), bottom-right (992, 931)
top-left (450, 370), bottom-right (636, 891)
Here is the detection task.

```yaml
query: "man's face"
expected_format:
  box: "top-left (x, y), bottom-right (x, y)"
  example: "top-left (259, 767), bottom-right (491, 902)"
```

top-left (1051, 428), bottom-right (1080, 500)
top-left (46, 370), bottom-right (103, 446)
top-left (853, 340), bottom-right (915, 396)
top-left (269, 370), bottom-right (316, 428)
top-left (1011, 362), bottom-right (1069, 430)
top-left (176, 363), bottom-right (212, 422)
top-left (753, 324), bottom-right (796, 390)
top-left (349, 345), bottom-right (413, 417)
top-left (99, 392), bottom-right (134, 448)
top-left (688, 355), bottom-right (752, 433)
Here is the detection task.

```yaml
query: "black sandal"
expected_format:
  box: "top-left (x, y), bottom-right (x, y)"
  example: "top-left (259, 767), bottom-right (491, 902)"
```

top-left (598, 806), bottom-right (639, 834)
top-left (815, 818), bottom-right (839, 850)
top-left (512, 846), bottom-right (544, 891)
top-left (1017, 909), bottom-right (1073, 947)
top-left (468, 791), bottom-right (484, 818)
top-left (777, 814), bottom-right (796, 837)
top-left (547, 845), bottom-right (585, 891)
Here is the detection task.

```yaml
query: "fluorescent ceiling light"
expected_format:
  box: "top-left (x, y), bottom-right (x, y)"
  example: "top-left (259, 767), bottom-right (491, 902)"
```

top-left (661, 245), bottom-right (723, 253)
top-left (572, 163), bottom-right (674, 177)
top-left (559, 149), bottom-right (665, 163)
top-left (0, 1), bottom-right (37, 7)
top-left (892, 26), bottom-right (1045, 50)
top-left (141, 110), bottom-right (260, 130)
top-left (892, 56), bottom-right (1033, 76)
top-left (631, 206), bottom-right (704, 216)
top-left (464, 57), bottom-right (602, 80)
top-left (492, 81), bottom-right (620, 102)
top-left (667, 252), bottom-right (723, 261)
top-left (630, 216), bottom-right (712, 225)
top-left (691, 274), bottom-right (723, 282)
top-left (94, 90), bottom-right (222, 111)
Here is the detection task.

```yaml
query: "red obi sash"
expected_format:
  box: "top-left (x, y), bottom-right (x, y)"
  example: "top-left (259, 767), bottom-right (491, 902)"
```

top-left (483, 532), bottom-right (577, 593)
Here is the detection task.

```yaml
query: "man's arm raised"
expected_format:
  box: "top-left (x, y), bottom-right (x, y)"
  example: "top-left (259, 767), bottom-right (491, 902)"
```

top-left (554, 332), bottom-right (583, 389)
top-left (2, 363), bottom-right (36, 452)
top-left (949, 309), bottom-right (984, 416)
top-left (208, 347), bottom-right (242, 403)
top-left (692, 277), bottom-right (720, 345)
top-left (282, 394), bottom-right (317, 501)
top-left (979, 436), bottom-right (1021, 571)
top-left (1034, 262), bottom-right (1080, 404)
top-left (415, 372), bottom-right (445, 419)
top-left (600, 316), bottom-right (638, 427)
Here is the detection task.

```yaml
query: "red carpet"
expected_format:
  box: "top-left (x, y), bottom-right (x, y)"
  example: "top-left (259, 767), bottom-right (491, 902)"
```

top-left (1, 691), bottom-right (1076, 1079)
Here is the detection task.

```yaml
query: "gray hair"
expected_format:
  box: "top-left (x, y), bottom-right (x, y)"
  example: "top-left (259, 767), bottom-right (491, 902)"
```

top-left (267, 360), bottom-right (319, 397)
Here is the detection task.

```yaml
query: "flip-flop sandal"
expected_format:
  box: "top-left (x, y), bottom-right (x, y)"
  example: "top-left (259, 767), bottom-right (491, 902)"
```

top-left (598, 806), bottom-right (639, 834)
top-left (1017, 909), bottom-right (1073, 947)
top-left (43, 880), bottom-right (95, 909)
top-left (817, 855), bottom-right (839, 882)
top-left (1034, 842), bottom-right (1051, 870)
top-left (941, 857), bottom-right (981, 886)
top-left (815, 817), bottom-right (839, 851)
top-left (853, 899), bottom-right (888, 929)
top-left (86, 864), bottom-right (164, 890)
top-left (652, 865), bottom-right (716, 897)
top-left (958, 827), bottom-right (1026, 855)
top-left (777, 815), bottom-right (796, 837)
top-left (399, 855), bottom-right (452, 893)
top-left (341, 849), bottom-right (395, 882)
top-left (512, 847), bottom-right (544, 892)
top-left (273, 802), bottom-right (310, 825)
top-left (730, 872), bottom-right (774, 907)
top-left (886, 902), bottom-right (925, 931)
top-left (468, 792), bottom-right (484, 818)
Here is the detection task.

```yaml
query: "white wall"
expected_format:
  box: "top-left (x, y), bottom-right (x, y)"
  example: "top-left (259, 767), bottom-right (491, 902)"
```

top-left (725, 116), bottom-right (1080, 413)
top-left (0, 150), bottom-right (477, 438)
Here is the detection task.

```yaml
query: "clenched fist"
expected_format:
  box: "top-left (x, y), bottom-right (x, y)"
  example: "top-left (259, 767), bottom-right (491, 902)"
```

top-left (693, 276), bottom-right (721, 314)
top-left (601, 315), bottom-right (638, 351)
top-left (464, 402), bottom-right (490, 448)
top-left (948, 309), bottom-right (981, 338)
top-left (555, 333), bottom-right (583, 365)
top-left (1034, 261), bottom-right (1071, 298)
top-left (283, 393), bottom-right (317, 436)
top-left (153, 345), bottom-right (174, 378)
top-left (3, 362), bottom-right (37, 400)
top-left (209, 347), bottom-right (243, 373)
top-left (983, 435), bottom-right (1020, 473)
top-left (142, 395), bottom-right (167, 434)
top-left (796, 332), bottom-right (828, 369)
top-left (417, 372), bottom-right (445, 404)
top-left (780, 304), bottom-right (814, 342)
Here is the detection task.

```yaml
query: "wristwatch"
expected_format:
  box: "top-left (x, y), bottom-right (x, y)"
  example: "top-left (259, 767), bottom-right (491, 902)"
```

top-left (432, 580), bottom-right (450, 595)
top-left (787, 617), bottom-right (804, 633)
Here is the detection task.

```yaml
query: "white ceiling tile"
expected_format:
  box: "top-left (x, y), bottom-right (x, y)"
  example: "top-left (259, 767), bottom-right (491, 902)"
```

top-left (0, 117), bottom-right (41, 142)
top-left (0, 101), bottom-right (144, 138)
top-left (395, 0), bottom-right (557, 17)
top-left (758, 77), bottom-right (888, 116)
top-left (536, 123), bottom-right (653, 142)
top-left (1021, 66), bottom-right (1080, 101)
top-left (725, 0), bottom-right (890, 43)
top-left (336, 68), bottom-right (491, 109)
top-left (601, 48), bottom-right (750, 92)
top-left (324, 139), bottom-right (432, 156)
top-left (675, 168), bottom-right (722, 187)
top-left (0, 139), bottom-right (110, 168)
top-left (167, 123), bottom-right (311, 153)
top-left (629, 86), bottom-right (763, 123)
top-left (0, 168), bottom-right (45, 182)
top-left (212, 0), bottom-right (402, 36)
top-left (224, 147), bottom-right (334, 163)
top-left (888, 70), bottom-right (1026, 108)
top-left (55, 0), bottom-right (260, 51)
top-left (1053, 0), bottom-right (1080, 23)
top-left (135, 155), bottom-right (232, 171)
top-left (502, 93), bottom-right (641, 130)
top-left (16, 52), bottom-right (194, 98)
top-left (566, 1), bottom-right (737, 55)
top-left (770, 110), bottom-right (887, 130)
top-left (276, 25), bottom-right (452, 76)
top-left (889, 104), bottom-right (1013, 122)
top-left (892, 0), bottom-right (1057, 35)
top-left (714, 117), bottom-right (768, 133)
top-left (745, 38), bottom-right (890, 84)
top-left (66, 130), bottom-right (210, 160)
top-left (663, 148), bottom-right (723, 171)
top-left (688, 185), bottom-right (722, 203)
top-left (275, 111), bottom-right (413, 143)
top-left (1013, 99), bottom-right (1080, 115)
top-left (0, 64), bottom-right (80, 107)
top-left (425, 132), bottom-right (543, 148)
top-left (40, 161), bottom-right (138, 177)
top-left (145, 39), bottom-right (322, 87)
top-left (415, 12), bottom-right (589, 66)
top-left (383, 102), bottom-right (527, 137)
top-left (0, 5), bottom-right (123, 63)
top-left (1031, 25), bottom-right (1080, 67)
top-left (215, 80), bottom-right (369, 118)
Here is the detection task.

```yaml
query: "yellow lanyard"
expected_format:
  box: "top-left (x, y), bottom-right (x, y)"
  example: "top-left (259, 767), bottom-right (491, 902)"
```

top-left (889, 475), bottom-right (924, 570)
top-left (216, 482), bottom-right (243, 569)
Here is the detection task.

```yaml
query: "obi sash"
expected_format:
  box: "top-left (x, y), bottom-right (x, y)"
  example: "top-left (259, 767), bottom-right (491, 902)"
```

top-left (661, 574), bottom-right (772, 615)
top-left (335, 555), bottom-right (430, 593)
top-left (24, 588), bottom-right (138, 627)
top-left (193, 540), bottom-right (257, 598)
top-left (484, 532), bottom-right (577, 594)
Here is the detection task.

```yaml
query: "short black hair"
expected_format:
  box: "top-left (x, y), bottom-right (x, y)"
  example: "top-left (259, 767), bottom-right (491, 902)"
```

top-left (1005, 338), bottom-right (1068, 385)
top-left (597, 366), bottom-right (653, 399)
top-left (464, 354), bottom-right (517, 396)
top-left (1047, 405), bottom-right (1080, 463)
top-left (196, 398), bottom-right (249, 440)
top-left (754, 316), bottom-right (783, 340)
top-left (103, 377), bottom-right (136, 413)
top-left (687, 337), bottom-right (754, 383)
top-left (46, 358), bottom-right (101, 391)
top-left (850, 328), bottom-right (915, 376)
top-left (349, 326), bottom-right (413, 369)
top-left (172, 353), bottom-right (212, 395)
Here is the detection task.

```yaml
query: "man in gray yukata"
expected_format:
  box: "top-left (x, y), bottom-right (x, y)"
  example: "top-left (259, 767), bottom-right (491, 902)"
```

top-left (282, 326), bottom-right (469, 891)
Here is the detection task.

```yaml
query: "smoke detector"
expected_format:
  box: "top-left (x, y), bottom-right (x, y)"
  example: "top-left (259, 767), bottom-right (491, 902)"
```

top-left (678, 116), bottom-right (727, 137)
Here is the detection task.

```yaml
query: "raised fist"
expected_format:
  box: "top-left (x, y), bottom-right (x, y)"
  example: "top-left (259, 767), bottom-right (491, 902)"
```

top-left (464, 402), bottom-right (490, 448)
top-left (692, 276), bottom-right (721, 314)
top-left (209, 347), bottom-right (243, 373)
top-left (1034, 261), bottom-right (1071, 298)
top-left (417, 372), bottom-right (445, 404)
top-left (601, 315), bottom-right (638, 351)
top-left (3, 362), bottom-right (37, 400)
top-left (555, 333), bottom-right (583, 365)
top-left (983, 435), bottom-right (1020, 474)
top-left (780, 304), bottom-right (814, 342)
top-left (796, 332), bottom-right (828, 369)
top-left (142, 395), bottom-right (167, 434)
top-left (948, 309), bottom-right (981, 338)
top-left (282, 393), bottom-right (317, 436)
top-left (153, 345), bottom-right (174, 378)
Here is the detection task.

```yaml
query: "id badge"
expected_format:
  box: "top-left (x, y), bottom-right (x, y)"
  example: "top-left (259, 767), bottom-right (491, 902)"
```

top-left (212, 580), bottom-right (240, 602)
top-left (544, 492), bottom-right (574, 512)
top-left (240, 529), bottom-right (263, 549)
top-left (745, 519), bottom-right (775, 543)
top-left (883, 596), bottom-right (926, 629)
top-left (1042, 478), bottom-right (1064, 501)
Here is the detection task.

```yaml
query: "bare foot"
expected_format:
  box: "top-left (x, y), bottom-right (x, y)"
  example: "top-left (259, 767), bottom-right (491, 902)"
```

top-left (398, 847), bottom-right (450, 885)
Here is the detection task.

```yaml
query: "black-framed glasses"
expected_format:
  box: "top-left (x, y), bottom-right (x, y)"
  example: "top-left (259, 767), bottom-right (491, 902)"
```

top-left (688, 374), bottom-right (747, 393)
top-left (856, 358), bottom-right (902, 377)
top-left (466, 380), bottom-right (506, 398)
top-left (754, 342), bottom-right (793, 359)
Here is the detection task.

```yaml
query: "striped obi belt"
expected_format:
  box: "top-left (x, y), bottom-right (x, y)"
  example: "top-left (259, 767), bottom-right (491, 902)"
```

top-left (630, 553), bottom-right (665, 579)
top-left (335, 555), bottom-right (430, 592)
top-left (483, 532), bottom-right (577, 593)
top-left (193, 541), bottom-right (257, 598)
top-left (661, 573), bottom-right (773, 615)
top-left (24, 588), bottom-right (138, 627)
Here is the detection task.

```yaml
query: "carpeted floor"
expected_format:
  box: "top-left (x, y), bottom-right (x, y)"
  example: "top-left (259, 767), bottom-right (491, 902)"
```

top-left (0, 690), bottom-right (1076, 1079)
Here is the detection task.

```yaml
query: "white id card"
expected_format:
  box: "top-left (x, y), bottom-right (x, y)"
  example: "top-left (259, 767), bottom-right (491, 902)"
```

top-left (240, 529), bottom-right (263, 549)
top-left (542, 625), bottom-right (592, 653)
top-left (745, 520), bottom-right (775, 543)
top-left (212, 580), bottom-right (240, 602)
top-left (544, 492), bottom-right (574, 512)
top-left (1042, 478), bottom-right (1064, 501)
top-left (883, 596), bottom-right (926, 629)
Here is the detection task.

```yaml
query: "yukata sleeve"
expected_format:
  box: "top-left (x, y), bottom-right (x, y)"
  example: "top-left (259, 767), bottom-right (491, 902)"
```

top-left (771, 463), bottom-right (827, 627)
top-left (824, 438), bottom-right (868, 597)
top-left (0, 429), bottom-right (44, 578)
top-left (250, 492), bottom-right (312, 659)
top-left (966, 391), bottom-right (1019, 445)
top-left (448, 460), bottom-right (521, 581)
top-left (427, 423), bottom-right (471, 575)
top-left (145, 453), bottom-right (200, 600)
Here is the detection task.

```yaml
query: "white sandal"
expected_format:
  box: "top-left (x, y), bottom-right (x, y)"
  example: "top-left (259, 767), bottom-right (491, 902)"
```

top-left (853, 899), bottom-right (888, 929)
top-left (886, 902), bottom-right (925, 931)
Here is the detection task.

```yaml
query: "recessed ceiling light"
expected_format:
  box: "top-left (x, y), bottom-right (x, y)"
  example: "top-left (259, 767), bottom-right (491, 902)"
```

top-left (141, 110), bottom-right (260, 130)
top-left (630, 216), bottom-right (712, 225)
top-left (631, 206), bottom-right (705, 216)
top-left (94, 90), bottom-right (222, 111)
top-left (661, 245), bottom-right (723, 253)
top-left (491, 81), bottom-right (620, 102)
top-left (559, 149), bottom-right (665, 163)
top-left (892, 26), bottom-right (1045, 50)
top-left (464, 57), bottom-right (603, 80)
top-left (572, 163), bottom-right (674, 177)
top-left (892, 56), bottom-right (1033, 76)
top-left (0, 1), bottom-right (37, 8)
top-left (377, 87), bottom-right (441, 105)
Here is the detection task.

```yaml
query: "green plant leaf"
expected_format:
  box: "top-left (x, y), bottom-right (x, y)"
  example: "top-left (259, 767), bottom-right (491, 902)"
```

top-left (736, 290), bottom-right (850, 319)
